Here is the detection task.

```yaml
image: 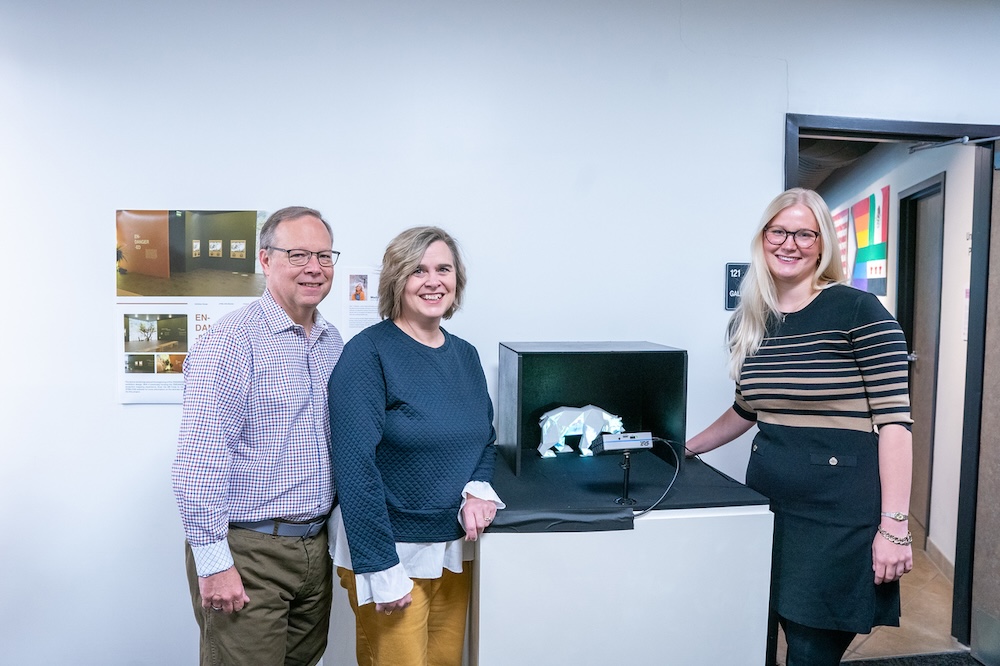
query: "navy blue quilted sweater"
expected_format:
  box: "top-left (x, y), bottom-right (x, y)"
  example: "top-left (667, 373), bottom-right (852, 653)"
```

top-left (328, 319), bottom-right (496, 574)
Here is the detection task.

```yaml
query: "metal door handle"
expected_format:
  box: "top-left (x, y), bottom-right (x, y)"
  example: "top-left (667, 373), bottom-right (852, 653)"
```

top-left (906, 352), bottom-right (919, 362)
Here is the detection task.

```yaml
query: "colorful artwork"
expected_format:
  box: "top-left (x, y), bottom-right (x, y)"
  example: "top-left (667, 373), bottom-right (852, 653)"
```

top-left (836, 186), bottom-right (889, 296)
top-left (852, 186), bottom-right (889, 295)
top-left (832, 208), bottom-right (850, 277)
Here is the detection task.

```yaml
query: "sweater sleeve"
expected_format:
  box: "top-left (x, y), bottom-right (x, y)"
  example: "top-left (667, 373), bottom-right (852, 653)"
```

top-left (466, 344), bottom-right (497, 484)
top-left (328, 333), bottom-right (400, 574)
top-left (732, 380), bottom-right (757, 422)
top-left (850, 291), bottom-right (913, 428)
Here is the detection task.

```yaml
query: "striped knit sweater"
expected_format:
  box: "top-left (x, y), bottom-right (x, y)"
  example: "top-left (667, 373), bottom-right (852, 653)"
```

top-left (734, 284), bottom-right (912, 431)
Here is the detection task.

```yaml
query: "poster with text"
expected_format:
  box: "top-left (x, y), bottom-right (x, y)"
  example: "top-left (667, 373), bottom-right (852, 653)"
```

top-left (116, 209), bottom-right (267, 403)
top-left (343, 267), bottom-right (381, 340)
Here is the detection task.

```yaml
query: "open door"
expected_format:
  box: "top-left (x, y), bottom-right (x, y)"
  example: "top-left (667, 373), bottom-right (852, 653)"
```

top-left (896, 174), bottom-right (946, 549)
top-left (785, 115), bottom-right (999, 654)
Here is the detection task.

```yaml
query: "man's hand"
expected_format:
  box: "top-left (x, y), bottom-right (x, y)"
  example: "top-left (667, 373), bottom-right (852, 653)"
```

top-left (199, 565), bottom-right (250, 614)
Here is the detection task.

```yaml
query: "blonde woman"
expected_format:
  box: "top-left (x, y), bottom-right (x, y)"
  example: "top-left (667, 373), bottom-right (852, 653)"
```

top-left (686, 188), bottom-right (913, 665)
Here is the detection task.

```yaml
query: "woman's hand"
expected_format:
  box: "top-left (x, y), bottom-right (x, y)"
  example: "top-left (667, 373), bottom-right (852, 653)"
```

top-left (461, 495), bottom-right (497, 541)
top-left (685, 407), bottom-right (755, 457)
top-left (375, 593), bottom-right (412, 616)
top-left (873, 424), bottom-right (914, 584)
top-left (872, 525), bottom-right (913, 584)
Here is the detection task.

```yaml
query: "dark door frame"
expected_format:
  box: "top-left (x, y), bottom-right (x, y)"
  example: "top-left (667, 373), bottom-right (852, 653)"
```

top-left (897, 173), bottom-right (946, 354)
top-left (784, 113), bottom-right (999, 644)
top-left (897, 173), bottom-right (946, 545)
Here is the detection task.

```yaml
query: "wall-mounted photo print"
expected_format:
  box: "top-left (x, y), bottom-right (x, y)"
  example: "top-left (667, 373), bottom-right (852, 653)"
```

top-left (350, 274), bottom-right (368, 301)
top-left (157, 353), bottom-right (186, 374)
top-left (116, 209), bottom-right (267, 403)
top-left (125, 354), bottom-right (155, 374)
top-left (344, 267), bottom-right (381, 337)
top-left (123, 314), bottom-right (189, 353)
top-left (116, 209), bottom-right (265, 298)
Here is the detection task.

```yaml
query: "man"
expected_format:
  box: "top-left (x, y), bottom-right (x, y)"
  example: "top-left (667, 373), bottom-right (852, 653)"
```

top-left (172, 206), bottom-right (344, 665)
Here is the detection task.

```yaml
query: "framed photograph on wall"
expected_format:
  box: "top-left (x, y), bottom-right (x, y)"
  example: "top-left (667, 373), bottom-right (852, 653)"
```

top-left (208, 240), bottom-right (222, 257)
top-left (230, 240), bottom-right (246, 259)
top-left (192, 239), bottom-right (201, 258)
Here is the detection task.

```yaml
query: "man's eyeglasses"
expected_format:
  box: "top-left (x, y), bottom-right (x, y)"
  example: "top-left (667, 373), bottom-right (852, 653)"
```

top-left (763, 227), bottom-right (820, 249)
top-left (267, 247), bottom-right (340, 267)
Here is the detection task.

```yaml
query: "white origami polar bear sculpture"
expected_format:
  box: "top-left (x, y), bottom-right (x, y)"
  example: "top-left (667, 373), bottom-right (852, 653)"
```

top-left (537, 404), bottom-right (624, 458)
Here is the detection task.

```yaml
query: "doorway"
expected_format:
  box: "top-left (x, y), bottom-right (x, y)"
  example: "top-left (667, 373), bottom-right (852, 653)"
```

top-left (784, 114), bottom-right (1000, 652)
top-left (896, 174), bottom-right (946, 550)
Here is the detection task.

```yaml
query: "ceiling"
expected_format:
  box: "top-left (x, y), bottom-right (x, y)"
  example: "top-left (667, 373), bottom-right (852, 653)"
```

top-left (798, 128), bottom-right (1000, 190)
top-left (797, 137), bottom-right (881, 191)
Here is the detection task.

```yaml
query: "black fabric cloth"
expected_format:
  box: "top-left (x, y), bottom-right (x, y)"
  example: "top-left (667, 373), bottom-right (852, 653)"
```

top-left (488, 451), bottom-right (768, 533)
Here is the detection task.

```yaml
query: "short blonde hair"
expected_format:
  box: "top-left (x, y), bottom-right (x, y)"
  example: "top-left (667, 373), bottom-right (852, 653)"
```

top-left (378, 226), bottom-right (467, 321)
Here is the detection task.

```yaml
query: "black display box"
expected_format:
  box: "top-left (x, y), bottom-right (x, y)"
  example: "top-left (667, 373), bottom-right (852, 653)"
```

top-left (498, 341), bottom-right (687, 476)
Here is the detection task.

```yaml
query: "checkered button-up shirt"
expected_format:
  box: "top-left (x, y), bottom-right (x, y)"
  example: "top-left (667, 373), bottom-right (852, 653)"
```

top-left (172, 290), bottom-right (343, 576)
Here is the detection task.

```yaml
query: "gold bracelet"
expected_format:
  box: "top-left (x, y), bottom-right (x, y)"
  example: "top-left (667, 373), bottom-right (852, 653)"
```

top-left (877, 526), bottom-right (912, 546)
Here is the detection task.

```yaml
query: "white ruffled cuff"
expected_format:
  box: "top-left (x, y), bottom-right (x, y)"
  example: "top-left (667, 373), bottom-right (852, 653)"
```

top-left (461, 481), bottom-right (505, 509)
top-left (356, 562), bottom-right (414, 606)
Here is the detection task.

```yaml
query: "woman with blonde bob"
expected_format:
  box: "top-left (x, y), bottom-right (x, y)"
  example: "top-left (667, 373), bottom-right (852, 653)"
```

top-left (686, 188), bottom-right (914, 666)
top-left (327, 226), bottom-right (501, 666)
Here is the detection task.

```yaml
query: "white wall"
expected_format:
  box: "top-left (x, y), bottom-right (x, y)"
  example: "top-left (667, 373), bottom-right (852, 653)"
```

top-left (820, 142), bottom-right (978, 571)
top-left (1, 1), bottom-right (999, 663)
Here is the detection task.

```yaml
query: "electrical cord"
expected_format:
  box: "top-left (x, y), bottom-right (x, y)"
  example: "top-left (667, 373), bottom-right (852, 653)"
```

top-left (633, 437), bottom-right (683, 518)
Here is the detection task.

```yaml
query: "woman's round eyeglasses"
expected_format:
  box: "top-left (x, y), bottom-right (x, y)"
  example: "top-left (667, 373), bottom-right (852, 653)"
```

top-left (763, 227), bottom-right (820, 249)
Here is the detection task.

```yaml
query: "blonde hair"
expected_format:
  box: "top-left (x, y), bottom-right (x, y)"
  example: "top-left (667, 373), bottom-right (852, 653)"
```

top-left (726, 188), bottom-right (846, 379)
top-left (378, 226), bottom-right (467, 321)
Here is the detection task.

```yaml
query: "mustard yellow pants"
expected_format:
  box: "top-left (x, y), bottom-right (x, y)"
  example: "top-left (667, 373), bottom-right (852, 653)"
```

top-left (337, 565), bottom-right (472, 666)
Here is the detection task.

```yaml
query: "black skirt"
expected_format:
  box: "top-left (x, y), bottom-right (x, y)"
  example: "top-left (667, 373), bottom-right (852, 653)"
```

top-left (746, 424), bottom-right (900, 633)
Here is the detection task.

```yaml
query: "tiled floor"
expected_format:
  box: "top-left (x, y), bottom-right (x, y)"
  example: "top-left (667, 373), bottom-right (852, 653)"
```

top-left (117, 267), bottom-right (266, 298)
top-left (777, 536), bottom-right (965, 664)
